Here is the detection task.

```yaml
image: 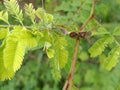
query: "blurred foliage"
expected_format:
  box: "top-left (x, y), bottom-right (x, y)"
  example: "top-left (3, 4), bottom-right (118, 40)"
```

top-left (0, 0), bottom-right (120, 90)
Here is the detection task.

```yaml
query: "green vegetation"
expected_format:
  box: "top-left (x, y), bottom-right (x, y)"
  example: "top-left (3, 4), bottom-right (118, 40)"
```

top-left (0, 0), bottom-right (120, 90)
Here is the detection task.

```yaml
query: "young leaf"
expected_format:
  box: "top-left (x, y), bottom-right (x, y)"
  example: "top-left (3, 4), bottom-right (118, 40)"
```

top-left (3, 26), bottom-right (39, 72)
top-left (49, 48), bottom-right (66, 80)
top-left (104, 46), bottom-right (120, 71)
top-left (53, 34), bottom-right (68, 68)
top-left (0, 41), bottom-right (14, 80)
top-left (55, 48), bottom-right (68, 69)
top-left (50, 59), bottom-right (61, 81)
top-left (0, 27), bottom-right (41, 80)
top-left (43, 41), bottom-right (55, 58)
top-left (46, 48), bottom-right (55, 58)
top-left (92, 27), bottom-right (109, 36)
top-left (0, 11), bottom-right (9, 24)
top-left (36, 8), bottom-right (53, 24)
top-left (4, 0), bottom-right (23, 24)
top-left (43, 42), bottom-right (52, 50)
top-left (3, 39), bottom-right (25, 72)
top-left (113, 26), bottom-right (120, 36)
top-left (0, 28), bottom-right (9, 39)
top-left (89, 35), bottom-right (114, 57)
top-left (35, 8), bottom-right (45, 22)
top-left (19, 30), bottom-right (39, 49)
top-left (10, 27), bottom-right (39, 49)
top-left (50, 33), bottom-right (68, 80)
top-left (24, 3), bottom-right (35, 24)
top-left (44, 13), bottom-right (54, 24)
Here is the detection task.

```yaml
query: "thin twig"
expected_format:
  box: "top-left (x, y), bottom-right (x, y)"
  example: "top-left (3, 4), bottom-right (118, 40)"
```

top-left (0, 25), bottom-right (31, 28)
top-left (80, 0), bottom-right (97, 30)
top-left (0, 25), bottom-right (47, 31)
top-left (63, 0), bottom-right (97, 90)
top-left (63, 38), bottom-right (79, 90)
top-left (41, 0), bottom-right (45, 9)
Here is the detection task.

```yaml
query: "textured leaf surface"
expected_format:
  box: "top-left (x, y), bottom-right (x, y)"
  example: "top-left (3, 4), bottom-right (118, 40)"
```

top-left (46, 49), bottom-right (55, 58)
top-left (36, 8), bottom-right (53, 24)
top-left (0, 11), bottom-right (9, 24)
top-left (19, 30), bottom-right (39, 49)
top-left (113, 26), bottom-right (120, 36)
top-left (0, 41), bottom-right (14, 80)
top-left (89, 35), bottom-right (114, 57)
top-left (0, 28), bottom-right (9, 39)
top-left (50, 58), bottom-right (61, 81)
top-left (104, 46), bottom-right (120, 71)
top-left (3, 27), bottom-right (39, 72)
top-left (0, 26), bottom-right (41, 80)
top-left (4, 0), bottom-right (23, 24)
top-left (10, 27), bottom-right (39, 49)
top-left (49, 33), bottom-right (68, 80)
top-left (53, 35), bottom-right (68, 68)
top-left (92, 27), bottom-right (109, 36)
top-left (3, 40), bottom-right (25, 72)
top-left (24, 3), bottom-right (35, 24)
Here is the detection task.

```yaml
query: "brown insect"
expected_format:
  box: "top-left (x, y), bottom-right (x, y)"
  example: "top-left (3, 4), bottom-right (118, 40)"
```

top-left (69, 31), bottom-right (87, 39)
top-left (69, 32), bottom-right (78, 39)
top-left (78, 32), bottom-right (87, 38)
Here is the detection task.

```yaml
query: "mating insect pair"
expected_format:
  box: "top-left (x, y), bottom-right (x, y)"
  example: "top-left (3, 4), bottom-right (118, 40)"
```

top-left (69, 31), bottom-right (87, 39)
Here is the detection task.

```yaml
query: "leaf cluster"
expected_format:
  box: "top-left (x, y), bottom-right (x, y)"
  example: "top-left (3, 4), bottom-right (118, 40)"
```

top-left (89, 26), bottom-right (120, 71)
top-left (0, 0), bottom-right (68, 81)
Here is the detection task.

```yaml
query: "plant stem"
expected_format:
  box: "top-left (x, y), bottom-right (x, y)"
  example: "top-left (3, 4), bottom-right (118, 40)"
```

top-left (63, 0), bottom-right (97, 90)
top-left (0, 25), bottom-right (30, 28)
top-left (0, 25), bottom-right (44, 30)
top-left (41, 0), bottom-right (45, 9)
top-left (63, 38), bottom-right (79, 90)
top-left (80, 0), bottom-right (96, 30)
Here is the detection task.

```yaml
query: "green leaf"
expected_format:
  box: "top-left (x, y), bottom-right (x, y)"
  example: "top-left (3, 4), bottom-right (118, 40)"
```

top-left (46, 49), bottom-right (55, 58)
top-left (4, 0), bottom-right (23, 24)
top-left (50, 33), bottom-right (68, 80)
top-left (19, 30), bottom-right (39, 49)
top-left (2, 26), bottom-right (39, 73)
top-left (89, 35), bottom-right (114, 57)
top-left (99, 54), bottom-right (107, 68)
top-left (3, 39), bottom-right (25, 72)
top-left (35, 8), bottom-right (46, 22)
top-left (24, 3), bottom-right (36, 24)
top-left (0, 28), bottom-right (9, 39)
top-left (113, 26), bottom-right (120, 36)
top-left (53, 35), bottom-right (68, 68)
top-left (0, 26), bottom-right (41, 80)
top-left (0, 11), bottom-right (9, 24)
top-left (104, 46), bottom-right (120, 71)
top-left (36, 8), bottom-right (53, 24)
top-left (50, 59), bottom-right (61, 81)
top-left (55, 48), bottom-right (68, 68)
top-left (92, 27), bottom-right (109, 36)
top-left (44, 42), bottom-right (55, 58)
top-left (10, 27), bottom-right (39, 49)
top-left (43, 42), bottom-right (52, 50)
top-left (44, 13), bottom-right (54, 23)
top-left (0, 41), bottom-right (14, 80)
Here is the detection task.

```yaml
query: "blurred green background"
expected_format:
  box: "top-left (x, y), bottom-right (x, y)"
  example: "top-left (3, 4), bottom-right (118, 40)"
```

top-left (0, 0), bottom-right (120, 90)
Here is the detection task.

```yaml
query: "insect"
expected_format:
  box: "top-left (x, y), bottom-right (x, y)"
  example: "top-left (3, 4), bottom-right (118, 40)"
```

top-left (69, 31), bottom-right (87, 39)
